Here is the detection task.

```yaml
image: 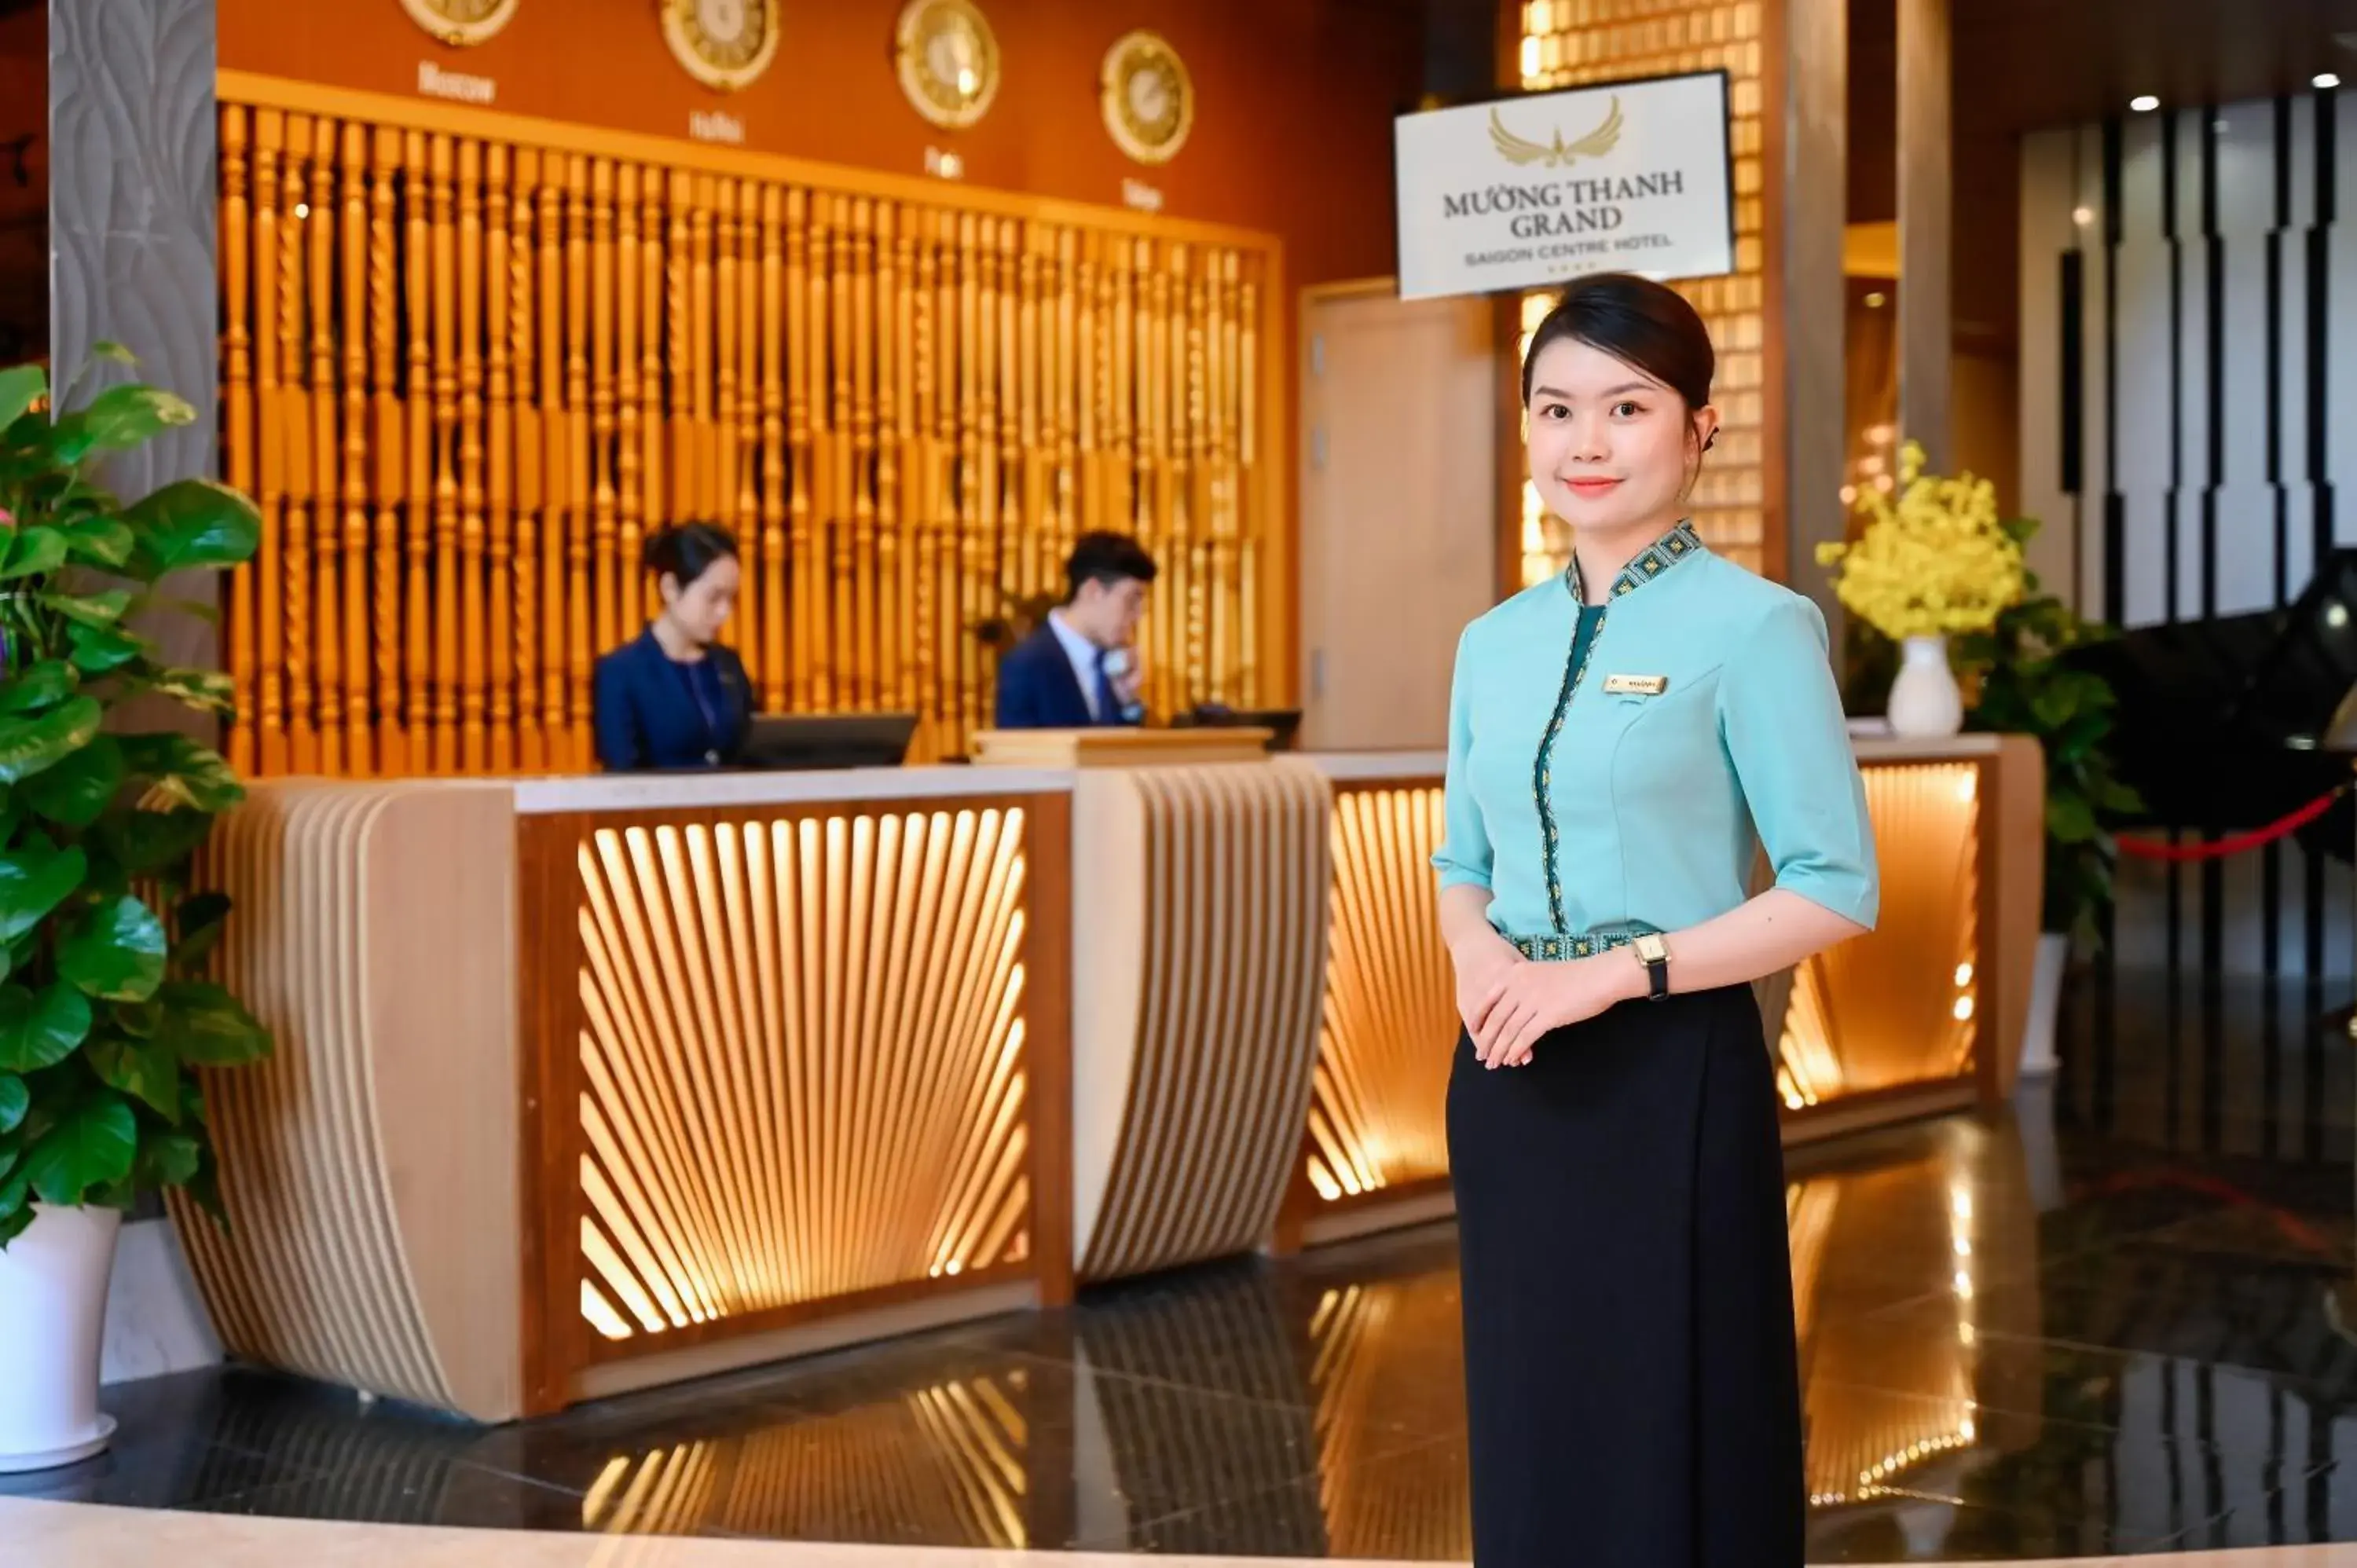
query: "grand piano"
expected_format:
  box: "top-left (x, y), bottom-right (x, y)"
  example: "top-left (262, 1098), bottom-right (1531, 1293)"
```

top-left (2070, 549), bottom-right (2357, 857)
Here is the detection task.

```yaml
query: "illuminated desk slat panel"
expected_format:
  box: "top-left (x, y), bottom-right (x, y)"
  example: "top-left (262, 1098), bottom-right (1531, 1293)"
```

top-left (1287, 754), bottom-right (1457, 1247)
top-left (1774, 735), bottom-right (2045, 1144)
top-left (178, 769), bottom-right (1076, 1420)
top-left (1282, 737), bottom-right (2045, 1244)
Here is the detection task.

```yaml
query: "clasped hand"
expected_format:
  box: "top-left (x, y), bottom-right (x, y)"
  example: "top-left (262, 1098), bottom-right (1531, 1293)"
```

top-left (1451, 936), bottom-right (1638, 1069)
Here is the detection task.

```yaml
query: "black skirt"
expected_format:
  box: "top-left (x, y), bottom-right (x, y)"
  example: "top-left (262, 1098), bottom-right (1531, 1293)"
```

top-left (1446, 984), bottom-right (1803, 1567)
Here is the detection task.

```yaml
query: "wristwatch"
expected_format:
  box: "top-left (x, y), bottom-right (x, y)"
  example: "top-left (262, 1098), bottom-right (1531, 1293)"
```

top-left (1632, 932), bottom-right (1671, 1001)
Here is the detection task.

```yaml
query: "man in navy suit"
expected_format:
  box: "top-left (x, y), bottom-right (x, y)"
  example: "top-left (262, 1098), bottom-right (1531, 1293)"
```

top-left (994, 531), bottom-right (1159, 729)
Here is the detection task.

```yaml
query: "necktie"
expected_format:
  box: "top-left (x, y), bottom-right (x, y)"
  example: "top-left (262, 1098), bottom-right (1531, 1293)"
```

top-left (1092, 647), bottom-right (1116, 725)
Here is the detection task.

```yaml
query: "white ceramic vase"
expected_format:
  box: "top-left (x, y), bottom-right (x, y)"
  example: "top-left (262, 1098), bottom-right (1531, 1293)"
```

top-left (2015, 932), bottom-right (2072, 1083)
top-left (0, 1203), bottom-right (122, 1472)
top-left (1886, 634), bottom-right (1964, 738)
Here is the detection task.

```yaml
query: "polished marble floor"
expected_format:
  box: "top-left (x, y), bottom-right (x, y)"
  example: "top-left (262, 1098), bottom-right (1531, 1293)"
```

top-left (7, 972), bottom-right (2357, 1561)
top-left (19, 1497), bottom-right (2357, 1568)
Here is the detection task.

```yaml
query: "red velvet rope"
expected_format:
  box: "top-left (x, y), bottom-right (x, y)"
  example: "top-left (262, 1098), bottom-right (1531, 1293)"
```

top-left (2113, 785), bottom-right (2350, 863)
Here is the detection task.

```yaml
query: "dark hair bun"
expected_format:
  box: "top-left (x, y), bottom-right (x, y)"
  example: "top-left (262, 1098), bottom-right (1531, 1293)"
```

top-left (1519, 273), bottom-right (1715, 411)
top-left (644, 520), bottom-right (739, 586)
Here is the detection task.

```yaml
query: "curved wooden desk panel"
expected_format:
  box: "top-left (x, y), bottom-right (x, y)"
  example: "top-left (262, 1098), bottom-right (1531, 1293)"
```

top-left (171, 780), bottom-right (522, 1420)
top-left (1070, 759), bottom-right (1332, 1280)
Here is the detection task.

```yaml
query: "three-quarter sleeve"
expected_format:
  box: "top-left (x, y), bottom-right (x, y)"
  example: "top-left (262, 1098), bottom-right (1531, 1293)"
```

top-left (1431, 625), bottom-right (1494, 893)
top-left (1715, 597), bottom-right (1879, 929)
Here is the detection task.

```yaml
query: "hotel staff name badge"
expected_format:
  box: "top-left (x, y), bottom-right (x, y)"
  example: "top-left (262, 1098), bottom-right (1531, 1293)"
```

top-left (895, 0), bottom-right (1002, 130)
top-left (1101, 30), bottom-right (1193, 165)
top-left (660, 0), bottom-right (782, 91)
top-left (400, 0), bottom-right (522, 46)
top-left (1601, 674), bottom-right (1670, 696)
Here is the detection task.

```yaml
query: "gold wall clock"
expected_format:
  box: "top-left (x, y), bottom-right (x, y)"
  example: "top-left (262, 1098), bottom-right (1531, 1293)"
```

top-left (400, 0), bottom-right (522, 47)
top-left (894, 0), bottom-right (1001, 130)
top-left (1100, 30), bottom-right (1193, 165)
top-left (659, 0), bottom-right (783, 92)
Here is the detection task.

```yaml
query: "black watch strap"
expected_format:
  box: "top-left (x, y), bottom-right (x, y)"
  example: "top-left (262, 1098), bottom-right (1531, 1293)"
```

top-left (1636, 935), bottom-right (1670, 1000)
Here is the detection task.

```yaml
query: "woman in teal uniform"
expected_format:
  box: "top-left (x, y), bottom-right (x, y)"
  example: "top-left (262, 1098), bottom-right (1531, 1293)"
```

top-left (1435, 273), bottom-right (1879, 1566)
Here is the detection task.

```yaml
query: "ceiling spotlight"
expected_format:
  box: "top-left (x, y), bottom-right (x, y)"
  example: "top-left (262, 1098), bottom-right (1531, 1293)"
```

top-left (2130, 94), bottom-right (2161, 112)
top-left (2318, 73), bottom-right (2344, 90)
top-left (2072, 205), bottom-right (2095, 225)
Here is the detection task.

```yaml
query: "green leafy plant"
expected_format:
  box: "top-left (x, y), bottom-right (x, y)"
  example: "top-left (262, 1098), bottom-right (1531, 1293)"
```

top-left (1949, 515), bottom-right (2144, 947)
top-left (0, 355), bottom-right (270, 1248)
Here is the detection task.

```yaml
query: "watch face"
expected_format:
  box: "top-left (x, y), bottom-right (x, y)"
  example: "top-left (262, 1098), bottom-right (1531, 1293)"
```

top-left (895, 0), bottom-right (1001, 129)
top-left (1101, 31), bottom-right (1193, 165)
top-left (1127, 68), bottom-right (1169, 124)
top-left (662, 0), bottom-right (780, 88)
top-left (697, 0), bottom-right (746, 43)
top-left (400, 0), bottom-right (521, 46)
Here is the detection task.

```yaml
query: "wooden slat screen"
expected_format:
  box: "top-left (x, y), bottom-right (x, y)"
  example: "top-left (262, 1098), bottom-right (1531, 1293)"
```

top-left (218, 82), bottom-right (1280, 775)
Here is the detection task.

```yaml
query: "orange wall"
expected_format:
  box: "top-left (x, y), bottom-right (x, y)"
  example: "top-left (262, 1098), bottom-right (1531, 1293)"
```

top-left (216, 0), bottom-right (1421, 293)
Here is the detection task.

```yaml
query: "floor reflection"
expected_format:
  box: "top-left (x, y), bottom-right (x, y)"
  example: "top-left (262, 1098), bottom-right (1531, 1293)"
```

top-left (12, 1072), bottom-right (2357, 1559)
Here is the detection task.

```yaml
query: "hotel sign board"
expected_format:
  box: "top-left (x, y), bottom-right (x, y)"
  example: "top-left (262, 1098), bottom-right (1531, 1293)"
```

top-left (1393, 71), bottom-right (1736, 302)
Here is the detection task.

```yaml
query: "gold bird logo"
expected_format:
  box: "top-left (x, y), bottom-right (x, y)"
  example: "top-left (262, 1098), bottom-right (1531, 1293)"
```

top-left (1488, 97), bottom-right (1625, 167)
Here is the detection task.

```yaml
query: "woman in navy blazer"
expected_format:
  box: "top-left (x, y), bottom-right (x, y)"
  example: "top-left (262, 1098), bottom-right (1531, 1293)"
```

top-left (592, 522), bottom-right (753, 771)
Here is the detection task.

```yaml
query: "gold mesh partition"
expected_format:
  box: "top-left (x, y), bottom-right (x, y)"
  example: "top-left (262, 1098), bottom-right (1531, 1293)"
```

top-left (216, 77), bottom-right (1279, 776)
top-left (1512, 0), bottom-right (1769, 583)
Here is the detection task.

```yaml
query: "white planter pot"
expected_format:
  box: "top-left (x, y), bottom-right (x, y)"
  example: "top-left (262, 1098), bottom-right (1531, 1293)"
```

top-left (0, 1203), bottom-right (122, 1472)
top-left (1886, 635), bottom-right (1965, 738)
top-left (2016, 932), bottom-right (2072, 1083)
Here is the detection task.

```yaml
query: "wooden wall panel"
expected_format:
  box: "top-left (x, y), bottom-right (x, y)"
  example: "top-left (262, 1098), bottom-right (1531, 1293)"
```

top-left (218, 79), bottom-right (1281, 774)
top-left (213, 0), bottom-right (1414, 302)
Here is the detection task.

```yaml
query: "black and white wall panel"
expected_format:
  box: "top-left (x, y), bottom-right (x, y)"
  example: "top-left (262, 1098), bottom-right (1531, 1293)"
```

top-left (2023, 89), bottom-right (2357, 1145)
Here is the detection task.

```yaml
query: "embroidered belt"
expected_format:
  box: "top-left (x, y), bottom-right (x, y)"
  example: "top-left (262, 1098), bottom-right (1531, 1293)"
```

top-left (1505, 929), bottom-right (1653, 962)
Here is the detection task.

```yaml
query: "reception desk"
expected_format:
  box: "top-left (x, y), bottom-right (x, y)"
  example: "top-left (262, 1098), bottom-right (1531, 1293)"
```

top-left (173, 731), bottom-right (2039, 1419)
top-left (175, 768), bottom-right (1077, 1421)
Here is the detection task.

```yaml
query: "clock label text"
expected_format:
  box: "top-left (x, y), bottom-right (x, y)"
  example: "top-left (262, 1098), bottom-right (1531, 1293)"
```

top-left (690, 110), bottom-right (746, 145)
top-left (417, 61), bottom-right (497, 105)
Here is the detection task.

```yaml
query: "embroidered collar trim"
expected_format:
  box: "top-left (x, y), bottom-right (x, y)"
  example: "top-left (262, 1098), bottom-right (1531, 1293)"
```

top-left (1565, 518), bottom-right (1706, 604)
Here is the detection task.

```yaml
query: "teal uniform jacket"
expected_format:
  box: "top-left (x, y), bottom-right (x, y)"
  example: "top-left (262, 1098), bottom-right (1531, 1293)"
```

top-left (1431, 521), bottom-right (1879, 958)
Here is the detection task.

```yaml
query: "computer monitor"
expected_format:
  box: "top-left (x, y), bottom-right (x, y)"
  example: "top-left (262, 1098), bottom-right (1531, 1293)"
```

top-left (1171, 705), bottom-right (1303, 752)
top-left (735, 713), bottom-right (918, 771)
